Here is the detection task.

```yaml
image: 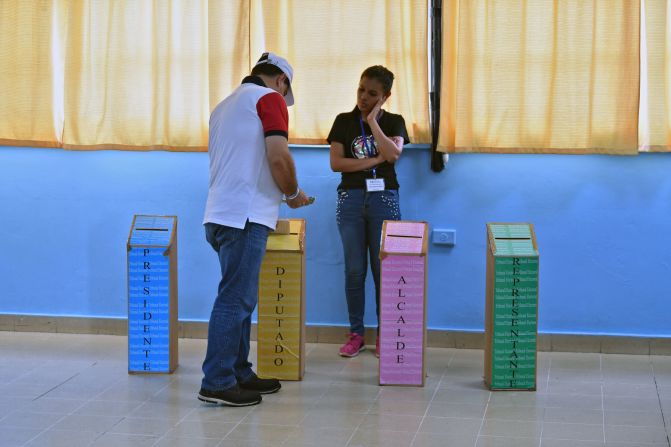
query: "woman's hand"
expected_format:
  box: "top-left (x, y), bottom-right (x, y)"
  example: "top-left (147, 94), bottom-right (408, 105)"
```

top-left (367, 96), bottom-right (387, 124)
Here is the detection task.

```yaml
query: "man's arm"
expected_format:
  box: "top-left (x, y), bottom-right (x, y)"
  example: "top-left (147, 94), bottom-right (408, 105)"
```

top-left (266, 135), bottom-right (309, 208)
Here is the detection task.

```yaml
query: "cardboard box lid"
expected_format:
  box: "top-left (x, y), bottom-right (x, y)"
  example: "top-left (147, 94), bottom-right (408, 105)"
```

top-left (127, 215), bottom-right (177, 248)
top-left (380, 221), bottom-right (428, 257)
top-left (487, 223), bottom-right (538, 257)
top-left (266, 219), bottom-right (305, 252)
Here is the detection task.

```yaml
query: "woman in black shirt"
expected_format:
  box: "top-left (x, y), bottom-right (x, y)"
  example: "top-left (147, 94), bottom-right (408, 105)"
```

top-left (327, 65), bottom-right (410, 358)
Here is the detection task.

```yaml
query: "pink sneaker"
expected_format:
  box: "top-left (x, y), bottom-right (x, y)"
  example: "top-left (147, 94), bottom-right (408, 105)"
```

top-left (339, 333), bottom-right (365, 357)
top-left (375, 338), bottom-right (380, 358)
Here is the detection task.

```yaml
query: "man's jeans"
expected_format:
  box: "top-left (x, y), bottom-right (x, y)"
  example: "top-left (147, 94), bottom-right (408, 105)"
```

top-left (336, 188), bottom-right (401, 336)
top-left (201, 221), bottom-right (269, 391)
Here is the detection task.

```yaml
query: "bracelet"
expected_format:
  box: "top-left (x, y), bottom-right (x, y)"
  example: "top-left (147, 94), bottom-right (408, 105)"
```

top-left (285, 187), bottom-right (300, 201)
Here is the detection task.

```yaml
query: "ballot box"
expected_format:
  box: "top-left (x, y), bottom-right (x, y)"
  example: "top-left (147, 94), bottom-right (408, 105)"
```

top-left (484, 223), bottom-right (539, 390)
top-left (257, 219), bottom-right (306, 380)
top-left (379, 220), bottom-right (429, 386)
top-left (127, 215), bottom-right (178, 373)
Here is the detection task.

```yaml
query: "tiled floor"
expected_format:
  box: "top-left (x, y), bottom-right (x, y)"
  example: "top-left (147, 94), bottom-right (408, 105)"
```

top-left (0, 332), bottom-right (670, 447)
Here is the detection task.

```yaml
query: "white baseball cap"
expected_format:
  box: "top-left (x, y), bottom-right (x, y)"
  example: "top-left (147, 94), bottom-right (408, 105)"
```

top-left (255, 52), bottom-right (295, 106)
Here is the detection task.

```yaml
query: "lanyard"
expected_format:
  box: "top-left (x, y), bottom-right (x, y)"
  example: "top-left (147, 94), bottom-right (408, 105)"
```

top-left (359, 116), bottom-right (377, 178)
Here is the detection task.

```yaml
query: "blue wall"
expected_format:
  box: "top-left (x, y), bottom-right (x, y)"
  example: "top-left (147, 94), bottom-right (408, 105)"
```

top-left (1, 146), bottom-right (669, 337)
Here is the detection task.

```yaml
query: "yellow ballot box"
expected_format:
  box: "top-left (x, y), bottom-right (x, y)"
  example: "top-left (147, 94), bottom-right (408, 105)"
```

top-left (257, 219), bottom-right (306, 380)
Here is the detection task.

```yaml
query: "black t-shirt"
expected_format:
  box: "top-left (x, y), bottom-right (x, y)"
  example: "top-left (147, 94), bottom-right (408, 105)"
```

top-left (327, 109), bottom-right (410, 190)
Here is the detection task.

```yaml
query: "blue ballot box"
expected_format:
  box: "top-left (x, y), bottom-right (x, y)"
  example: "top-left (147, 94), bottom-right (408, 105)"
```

top-left (127, 215), bottom-right (178, 373)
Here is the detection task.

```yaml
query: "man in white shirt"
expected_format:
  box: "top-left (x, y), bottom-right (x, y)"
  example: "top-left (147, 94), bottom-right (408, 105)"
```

top-left (199, 53), bottom-right (310, 407)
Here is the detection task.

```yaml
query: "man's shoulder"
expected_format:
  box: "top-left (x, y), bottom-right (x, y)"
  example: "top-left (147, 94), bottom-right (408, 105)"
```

top-left (211, 84), bottom-right (279, 115)
top-left (225, 82), bottom-right (278, 101)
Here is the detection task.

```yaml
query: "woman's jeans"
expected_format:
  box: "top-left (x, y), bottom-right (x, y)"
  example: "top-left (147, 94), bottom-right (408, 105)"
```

top-left (201, 221), bottom-right (269, 391)
top-left (336, 188), bottom-right (401, 336)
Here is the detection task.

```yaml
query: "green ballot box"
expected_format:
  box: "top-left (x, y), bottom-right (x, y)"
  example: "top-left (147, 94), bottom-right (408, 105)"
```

top-left (484, 223), bottom-right (539, 390)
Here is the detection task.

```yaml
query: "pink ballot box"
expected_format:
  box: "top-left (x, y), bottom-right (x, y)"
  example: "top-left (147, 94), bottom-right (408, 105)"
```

top-left (379, 220), bottom-right (429, 386)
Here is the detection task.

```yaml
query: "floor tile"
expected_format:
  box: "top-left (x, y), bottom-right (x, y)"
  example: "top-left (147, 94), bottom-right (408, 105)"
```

top-left (74, 399), bottom-right (144, 417)
top-left (487, 391), bottom-right (546, 408)
top-left (347, 428), bottom-right (416, 447)
top-left (604, 424), bottom-right (670, 444)
top-left (24, 428), bottom-right (102, 447)
top-left (602, 382), bottom-right (659, 398)
top-left (541, 440), bottom-right (605, 447)
top-left (151, 436), bottom-right (221, 447)
top-left (166, 419), bottom-right (238, 438)
top-left (605, 443), bottom-right (669, 447)
top-left (479, 419), bottom-right (543, 438)
top-left (604, 408), bottom-right (665, 427)
top-left (223, 423), bottom-right (297, 445)
top-left (541, 422), bottom-right (604, 442)
top-left (109, 416), bottom-right (180, 436)
top-left (485, 405), bottom-right (545, 422)
top-left (358, 413), bottom-right (424, 432)
top-left (0, 426), bottom-right (44, 447)
top-left (432, 387), bottom-right (491, 405)
top-left (418, 416), bottom-right (482, 435)
top-left (411, 431), bottom-right (478, 447)
top-left (546, 380), bottom-right (602, 396)
top-left (245, 404), bottom-right (309, 425)
top-left (281, 425), bottom-right (354, 447)
top-left (51, 413), bottom-right (124, 433)
top-left (301, 408), bottom-right (367, 429)
top-left (88, 432), bottom-right (159, 446)
top-left (475, 435), bottom-right (540, 447)
top-left (426, 401), bottom-right (486, 419)
top-left (543, 407), bottom-right (604, 425)
top-left (1, 332), bottom-right (670, 447)
top-left (185, 405), bottom-right (254, 423)
top-left (0, 411), bottom-right (65, 430)
top-left (21, 397), bottom-right (87, 415)
top-left (0, 397), bottom-right (31, 418)
top-left (543, 393), bottom-right (603, 410)
top-left (603, 395), bottom-right (663, 412)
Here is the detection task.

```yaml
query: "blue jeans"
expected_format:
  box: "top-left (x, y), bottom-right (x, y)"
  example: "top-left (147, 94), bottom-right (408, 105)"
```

top-left (201, 221), bottom-right (270, 391)
top-left (336, 188), bottom-right (401, 336)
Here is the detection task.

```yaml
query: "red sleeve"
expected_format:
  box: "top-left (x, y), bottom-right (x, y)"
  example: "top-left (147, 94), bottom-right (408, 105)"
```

top-left (256, 92), bottom-right (289, 138)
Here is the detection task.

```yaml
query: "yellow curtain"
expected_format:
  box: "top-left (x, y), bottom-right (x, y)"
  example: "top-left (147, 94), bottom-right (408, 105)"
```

top-left (208, 2), bottom-right (251, 115)
top-left (640, 0), bottom-right (671, 152)
top-left (0, 1), bottom-right (65, 148)
top-left (1, 1), bottom-right (428, 150)
top-left (438, 0), bottom-right (640, 154)
top-left (0, 1), bottom-right (249, 151)
top-left (252, 0), bottom-right (430, 145)
top-left (63, 0), bottom-right (210, 151)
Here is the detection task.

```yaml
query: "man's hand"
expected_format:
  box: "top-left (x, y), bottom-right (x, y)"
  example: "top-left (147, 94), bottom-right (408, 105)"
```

top-left (286, 189), bottom-right (311, 208)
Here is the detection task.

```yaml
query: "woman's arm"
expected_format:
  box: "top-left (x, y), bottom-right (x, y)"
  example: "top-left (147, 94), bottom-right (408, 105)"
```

top-left (367, 98), bottom-right (403, 163)
top-left (330, 141), bottom-right (384, 173)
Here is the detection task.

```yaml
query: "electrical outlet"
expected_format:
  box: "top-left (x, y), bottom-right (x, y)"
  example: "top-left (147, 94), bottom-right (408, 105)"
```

top-left (433, 229), bottom-right (456, 246)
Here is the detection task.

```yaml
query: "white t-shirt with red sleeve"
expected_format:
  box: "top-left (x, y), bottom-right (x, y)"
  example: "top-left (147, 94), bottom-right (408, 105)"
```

top-left (204, 77), bottom-right (289, 230)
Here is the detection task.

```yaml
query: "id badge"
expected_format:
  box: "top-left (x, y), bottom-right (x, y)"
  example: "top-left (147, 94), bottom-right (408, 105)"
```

top-left (366, 178), bottom-right (385, 192)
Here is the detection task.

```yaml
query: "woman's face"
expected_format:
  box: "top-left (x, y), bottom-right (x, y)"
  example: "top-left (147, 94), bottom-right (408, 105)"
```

top-left (357, 77), bottom-right (386, 115)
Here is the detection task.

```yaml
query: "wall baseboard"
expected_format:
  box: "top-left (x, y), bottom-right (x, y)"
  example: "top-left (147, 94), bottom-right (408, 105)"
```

top-left (1, 314), bottom-right (669, 355)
